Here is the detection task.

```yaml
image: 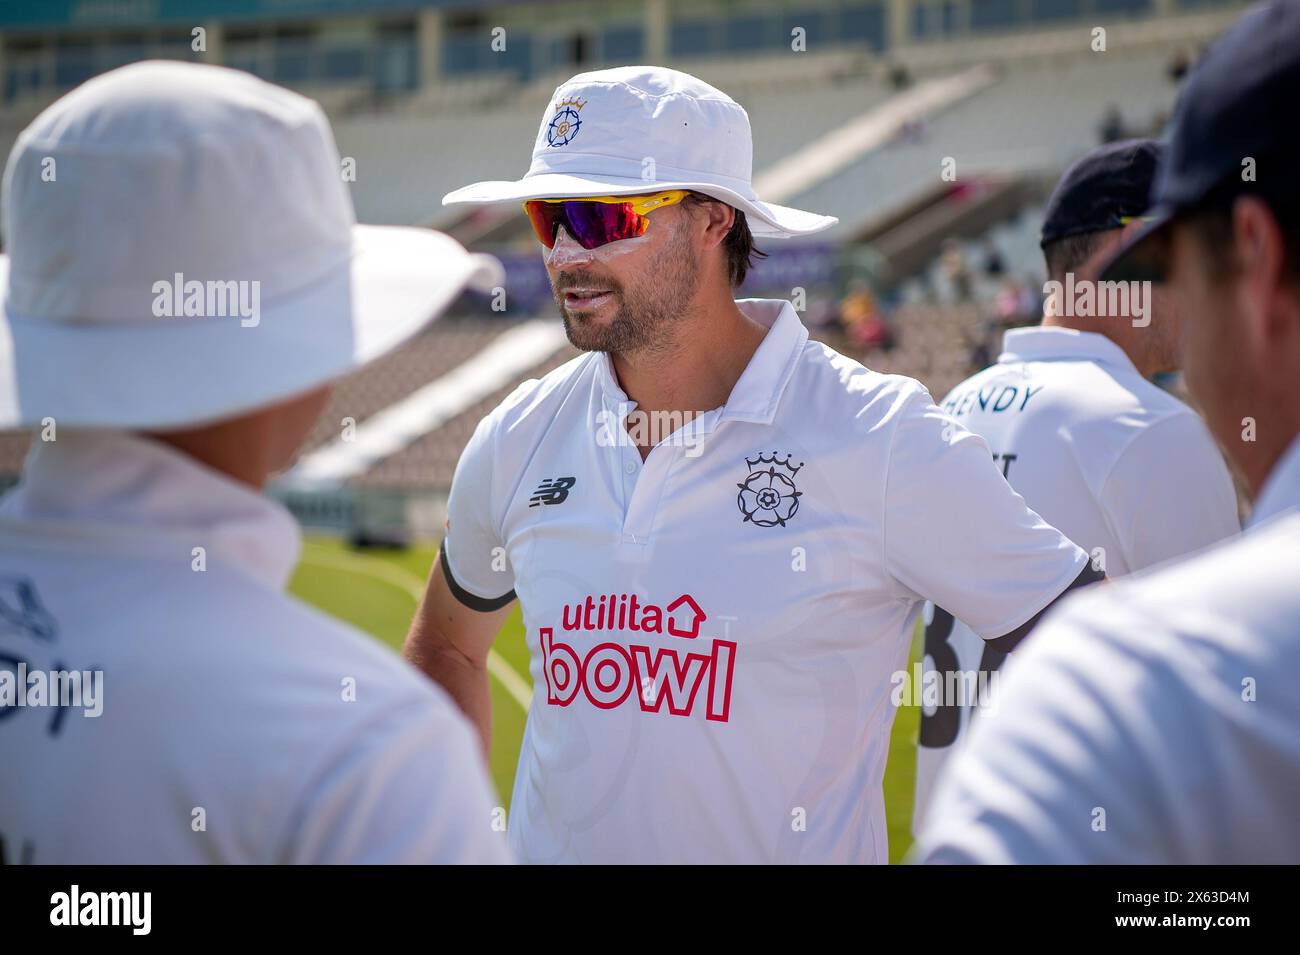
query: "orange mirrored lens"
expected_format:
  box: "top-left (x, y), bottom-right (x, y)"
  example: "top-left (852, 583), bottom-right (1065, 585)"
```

top-left (524, 200), bottom-right (649, 250)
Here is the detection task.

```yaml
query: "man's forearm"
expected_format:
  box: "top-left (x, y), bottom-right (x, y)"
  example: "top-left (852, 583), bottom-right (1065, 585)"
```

top-left (404, 637), bottom-right (494, 758)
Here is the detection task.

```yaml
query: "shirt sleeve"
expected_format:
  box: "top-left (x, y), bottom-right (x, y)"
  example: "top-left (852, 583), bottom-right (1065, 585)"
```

top-left (283, 695), bottom-right (512, 864)
top-left (442, 409), bottom-right (517, 608)
top-left (1101, 412), bottom-right (1241, 573)
top-left (883, 388), bottom-right (1089, 640)
top-left (911, 591), bottom-right (1198, 864)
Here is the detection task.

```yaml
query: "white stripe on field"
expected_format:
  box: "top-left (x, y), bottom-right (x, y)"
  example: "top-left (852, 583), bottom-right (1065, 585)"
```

top-left (286, 318), bottom-right (568, 487)
top-left (298, 546), bottom-right (533, 712)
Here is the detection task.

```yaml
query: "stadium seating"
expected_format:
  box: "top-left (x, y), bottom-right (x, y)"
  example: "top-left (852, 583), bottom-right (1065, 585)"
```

top-left (0, 21), bottom-right (1215, 537)
top-left (298, 319), bottom-right (516, 456)
top-left (787, 48), bottom-right (1181, 241)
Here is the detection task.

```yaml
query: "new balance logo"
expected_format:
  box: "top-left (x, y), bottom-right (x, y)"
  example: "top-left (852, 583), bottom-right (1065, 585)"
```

top-left (529, 477), bottom-right (576, 507)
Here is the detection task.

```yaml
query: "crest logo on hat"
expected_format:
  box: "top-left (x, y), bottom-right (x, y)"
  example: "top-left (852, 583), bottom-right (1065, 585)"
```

top-left (546, 97), bottom-right (586, 148)
top-left (737, 453), bottom-right (804, 528)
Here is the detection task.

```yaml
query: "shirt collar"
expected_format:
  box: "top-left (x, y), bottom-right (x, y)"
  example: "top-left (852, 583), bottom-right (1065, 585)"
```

top-left (595, 298), bottom-right (808, 426)
top-left (0, 430), bottom-right (301, 589)
top-left (998, 326), bottom-right (1138, 374)
top-left (1249, 434), bottom-right (1300, 528)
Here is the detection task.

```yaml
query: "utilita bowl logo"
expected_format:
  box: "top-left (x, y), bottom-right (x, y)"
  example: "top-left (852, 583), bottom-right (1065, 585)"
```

top-left (540, 593), bottom-right (736, 722)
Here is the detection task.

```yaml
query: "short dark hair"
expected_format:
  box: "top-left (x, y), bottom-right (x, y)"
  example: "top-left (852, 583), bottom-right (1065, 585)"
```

top-left (682, 192), bottom-right (766, 287)
top-left (1042, 230), bottom-right (1110, 283)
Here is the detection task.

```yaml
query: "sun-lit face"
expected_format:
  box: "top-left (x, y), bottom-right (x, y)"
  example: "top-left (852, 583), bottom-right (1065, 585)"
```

top-left (1079, 227), bottom-right (1181, 376)
top-left (542, 201), bottom-right (701, 355)
top-left (271, 384), bottom-right (334, 474)
top-left (1103, 228), bottom-right (1182, 376)
top-left (1168, 219), bottom-right (1245, 457)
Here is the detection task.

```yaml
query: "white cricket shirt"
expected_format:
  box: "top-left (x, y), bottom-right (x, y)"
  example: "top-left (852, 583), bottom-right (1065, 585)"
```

top-left (0, 431), bottom-right (509, 864)
top-left (914, 437), bottom-right (1300, 864)
top-left (443, 299), bottom-right (1088, 863)
top-left (912, 326), bottom-right (1240, 830)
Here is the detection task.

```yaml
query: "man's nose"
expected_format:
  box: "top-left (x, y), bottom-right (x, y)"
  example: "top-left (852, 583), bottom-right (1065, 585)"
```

top-left (547, 225), bottom-right (593, 268)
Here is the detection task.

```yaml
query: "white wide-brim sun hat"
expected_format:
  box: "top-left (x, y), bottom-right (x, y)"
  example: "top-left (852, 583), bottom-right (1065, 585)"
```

top-left (0, 60), bottom-right (502, 431)
top-left (443, 66), bottom-right (838, 239)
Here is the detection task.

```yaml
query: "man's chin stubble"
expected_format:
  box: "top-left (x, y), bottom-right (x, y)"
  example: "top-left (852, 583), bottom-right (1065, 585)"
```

top-left (560, 299), bottom-right (643, 353)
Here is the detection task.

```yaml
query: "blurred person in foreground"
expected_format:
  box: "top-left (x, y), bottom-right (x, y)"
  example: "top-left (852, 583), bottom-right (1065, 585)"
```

top-left (0, 62), bottom-right (509, 863)
top-left (912, 138), bottom-right (1239, 832)
top-left (916, 0), bottom-right (1300, 863)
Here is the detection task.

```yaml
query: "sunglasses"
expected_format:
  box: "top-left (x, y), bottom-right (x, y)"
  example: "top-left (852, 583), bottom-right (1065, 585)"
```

top-left (523, 190), bottom-right (689, 250)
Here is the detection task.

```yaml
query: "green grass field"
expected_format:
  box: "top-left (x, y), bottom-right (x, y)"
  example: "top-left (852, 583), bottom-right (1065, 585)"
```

top-left (289, 534), bottom-right (923, 863)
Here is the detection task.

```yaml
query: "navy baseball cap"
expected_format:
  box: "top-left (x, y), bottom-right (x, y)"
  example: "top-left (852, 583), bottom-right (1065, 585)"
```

top-left (1040, 139), bottom-right (1163, 248)
top-left (1103, 0), bottom-right (1300, 283)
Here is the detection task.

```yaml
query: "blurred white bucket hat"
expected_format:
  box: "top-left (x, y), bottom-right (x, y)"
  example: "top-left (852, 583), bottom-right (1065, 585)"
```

top-left (443, 65), bottom-right (837, 239)
top-left (0, 60), bottom-right (502, 430)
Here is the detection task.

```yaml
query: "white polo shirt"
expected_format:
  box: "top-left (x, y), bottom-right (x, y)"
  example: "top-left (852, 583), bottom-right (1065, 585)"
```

top-left (914, 438), bottom-right (1300, 864)
top-left (912, 326), bottom-right (1240, 830)
top-left (443, 299), bottom-right (1088, 864)
top-left (0, 431), bottom-right (509, 864)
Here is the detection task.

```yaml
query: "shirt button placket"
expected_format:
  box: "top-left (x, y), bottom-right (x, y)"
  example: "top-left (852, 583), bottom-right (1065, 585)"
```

top-left (624, 446), bottom-right (655, 545)
top-left (620, 448), bottom-right (641, 543)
